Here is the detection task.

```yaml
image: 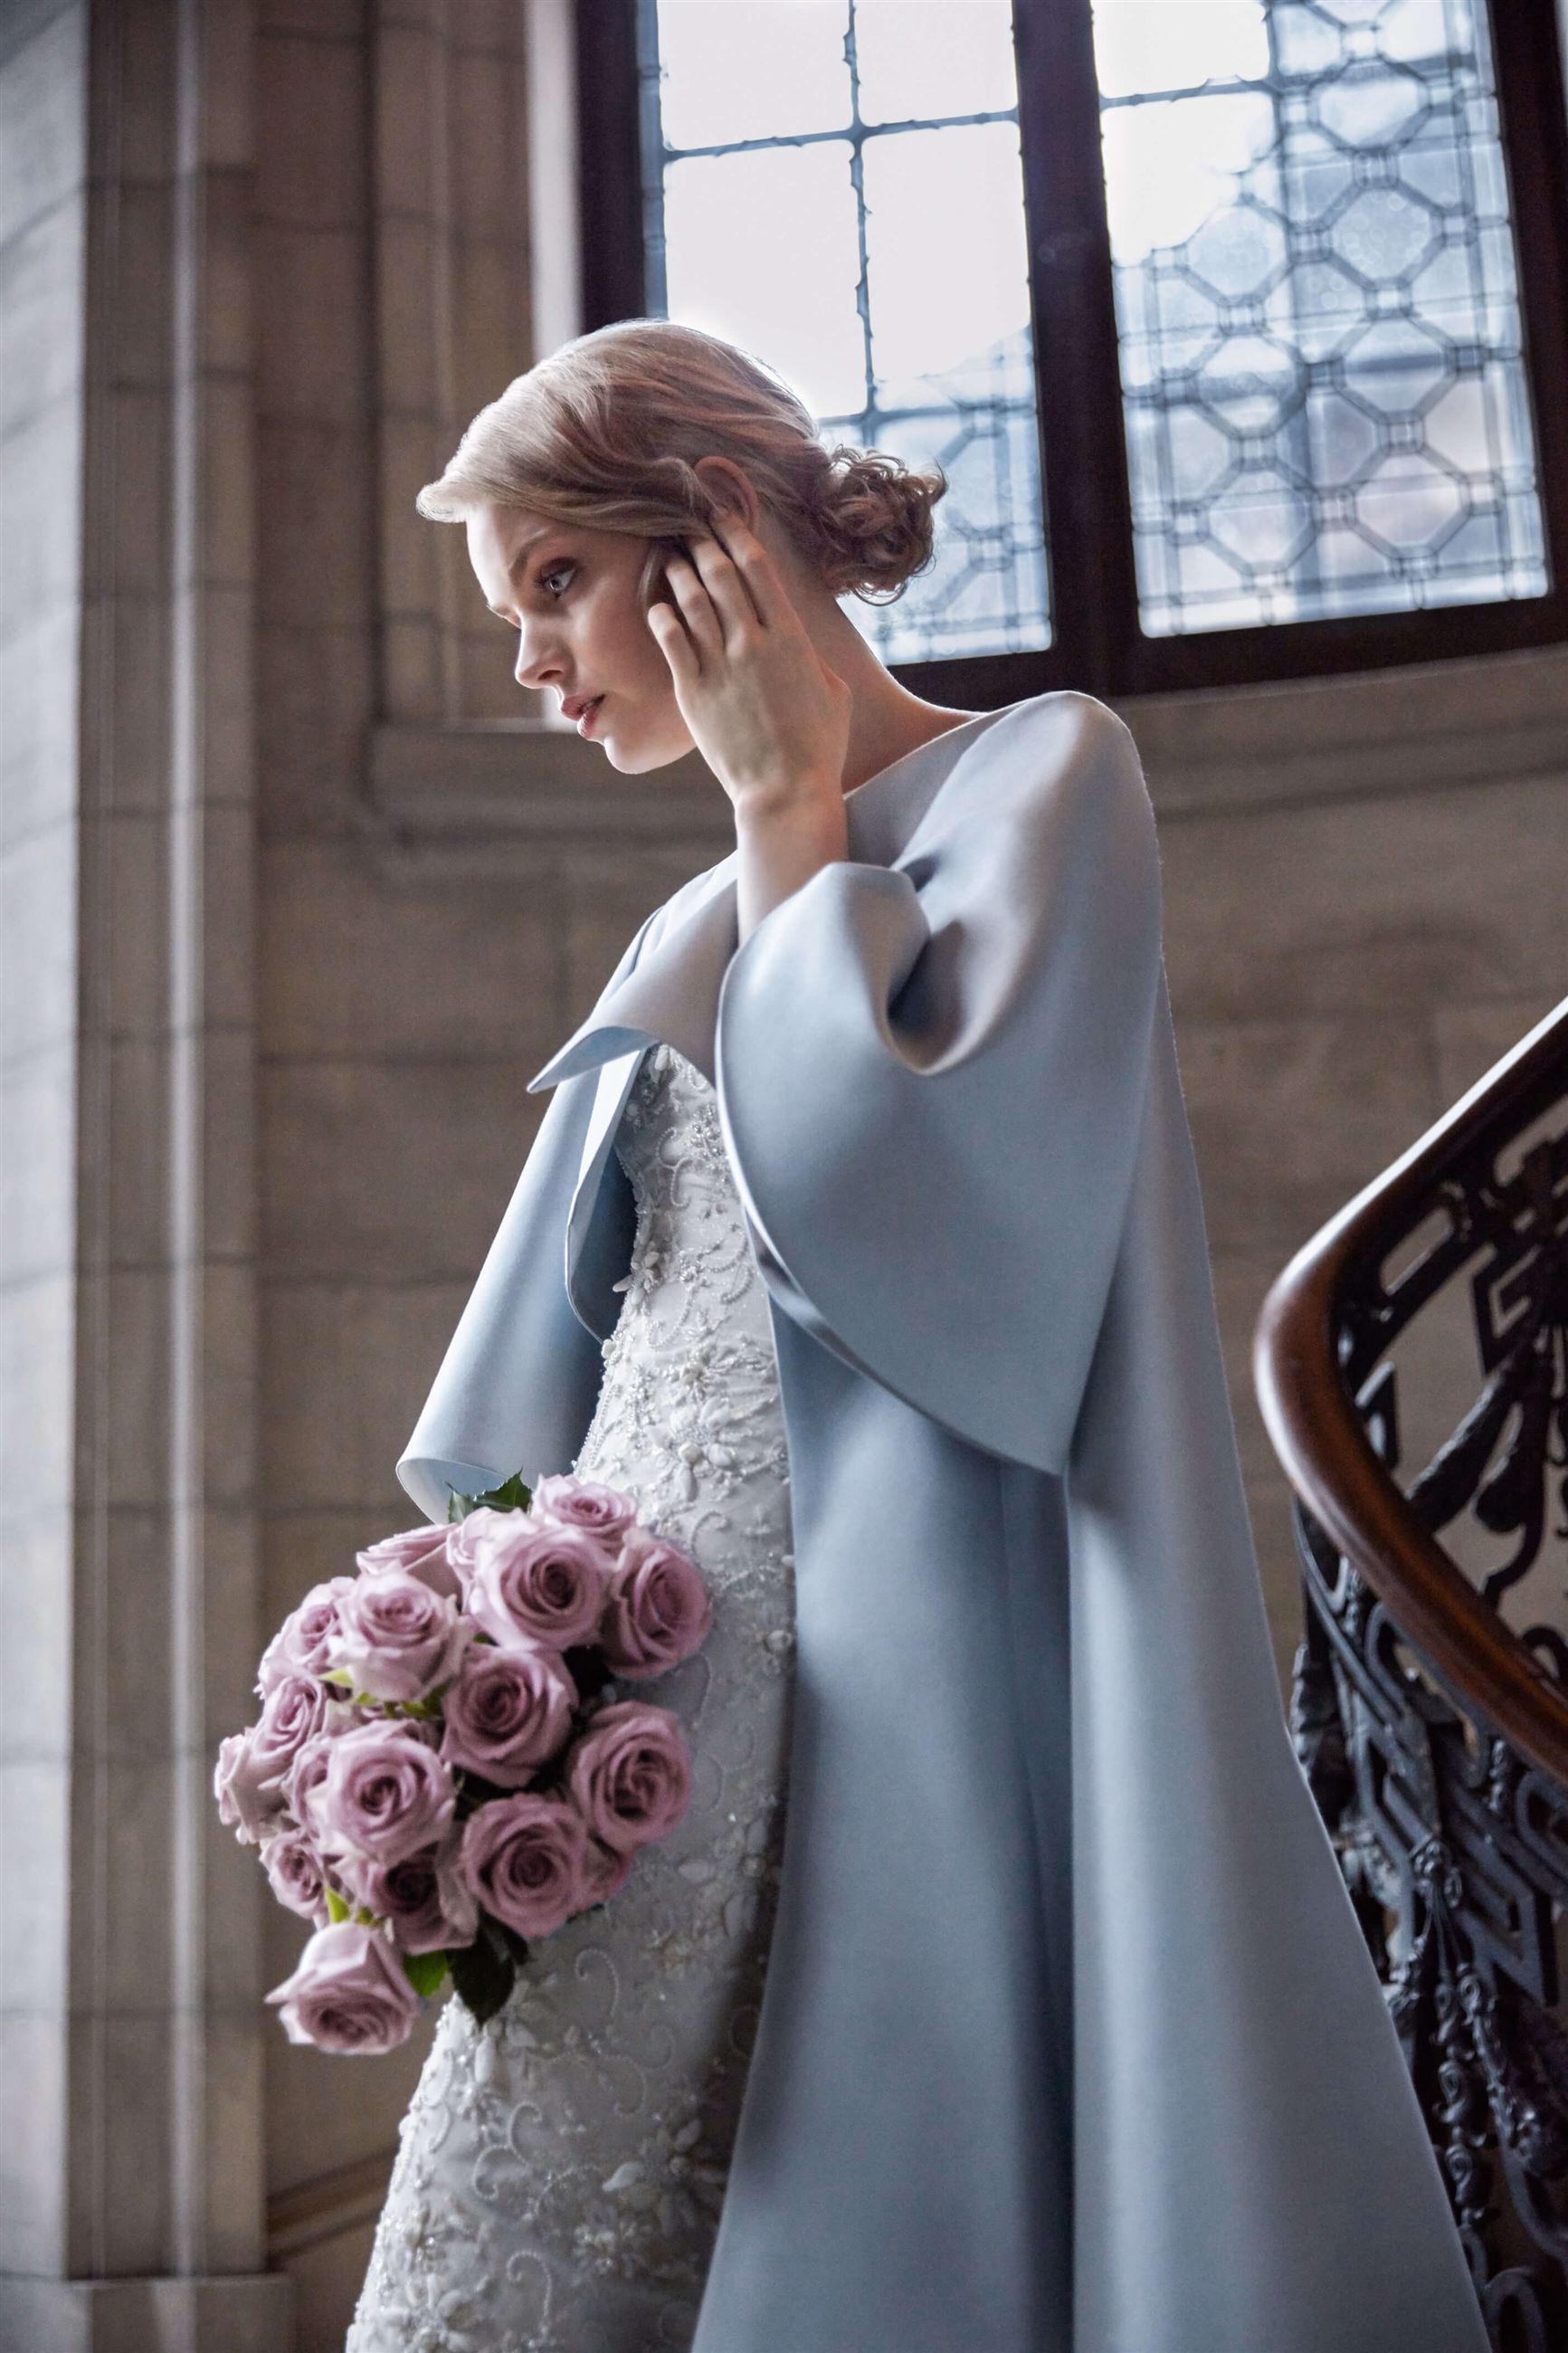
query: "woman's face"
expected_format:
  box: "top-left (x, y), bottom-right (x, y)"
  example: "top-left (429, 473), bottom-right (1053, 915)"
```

top-left (465, 501), bottom-right (695, 773)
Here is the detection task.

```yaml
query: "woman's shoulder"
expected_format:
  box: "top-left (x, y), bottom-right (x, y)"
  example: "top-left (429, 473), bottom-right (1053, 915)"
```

top-left (927, 689), bottom-right (1153, 853)
top-left (994, 688), bottom-right (1142, 773)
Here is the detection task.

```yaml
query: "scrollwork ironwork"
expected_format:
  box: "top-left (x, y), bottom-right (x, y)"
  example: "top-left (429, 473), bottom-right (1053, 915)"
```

top-left (1290, 1068), bottom-right (1568, 2343)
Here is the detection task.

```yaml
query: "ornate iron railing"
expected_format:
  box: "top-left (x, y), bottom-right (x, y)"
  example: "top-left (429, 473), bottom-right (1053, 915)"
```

top-left (1254, 991), bottom-right (1568, 2348)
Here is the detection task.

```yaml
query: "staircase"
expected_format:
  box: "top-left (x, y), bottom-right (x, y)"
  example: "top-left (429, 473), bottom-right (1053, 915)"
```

top-left (1254, 992), bottom-right (1568, 2348)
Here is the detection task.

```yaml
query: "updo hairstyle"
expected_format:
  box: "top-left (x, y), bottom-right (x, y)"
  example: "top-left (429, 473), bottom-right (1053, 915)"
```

top-left (414, 318), bottom-right (946, 611)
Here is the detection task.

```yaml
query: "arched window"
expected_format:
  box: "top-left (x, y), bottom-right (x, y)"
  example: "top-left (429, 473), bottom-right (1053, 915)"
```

top-left (576, 0), bottom-right (1568, 705)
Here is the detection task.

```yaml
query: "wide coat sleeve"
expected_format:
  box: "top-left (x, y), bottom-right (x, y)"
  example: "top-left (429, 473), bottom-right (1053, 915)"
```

top-left (712, 692), bottom-right (1164, 1475)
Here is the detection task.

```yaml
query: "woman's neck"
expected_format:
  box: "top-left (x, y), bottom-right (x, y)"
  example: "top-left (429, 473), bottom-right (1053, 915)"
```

top-left (798, 574), bottom-right (984, 795)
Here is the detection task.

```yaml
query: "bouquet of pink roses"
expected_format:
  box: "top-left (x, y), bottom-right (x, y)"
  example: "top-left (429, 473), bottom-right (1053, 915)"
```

top-left (214, 1471), bottom-right (711, 2053)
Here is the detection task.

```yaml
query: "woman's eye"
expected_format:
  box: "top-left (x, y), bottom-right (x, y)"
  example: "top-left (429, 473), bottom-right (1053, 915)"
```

top-left (538, 563), bottom-right (575, 600)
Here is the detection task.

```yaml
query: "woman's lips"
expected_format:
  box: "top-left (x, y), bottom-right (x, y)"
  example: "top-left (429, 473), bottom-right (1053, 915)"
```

top-left (575, 695), bottom-right (603, 735)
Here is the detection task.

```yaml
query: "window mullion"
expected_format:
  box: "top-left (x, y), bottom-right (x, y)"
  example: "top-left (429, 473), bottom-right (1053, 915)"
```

top-left (1012, 0), bottom-right (1139, 698)
top-left (1485, 0), bottom-right (1568, 607)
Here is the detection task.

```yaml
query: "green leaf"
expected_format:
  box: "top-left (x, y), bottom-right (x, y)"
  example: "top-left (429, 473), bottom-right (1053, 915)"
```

top-left (448, 1471), bottom-right (533, 1521)
top-left (401, 1948), bottom-right (451, 2000)
top-left (492, 1920), bottom-right (532, 1968)
top-left (448, 1932), bottom-right (515, 2026)
top-left (324, 1886), bottom-right (349, 1925)
top-left (321, 1668), bottom-right (353, 1688)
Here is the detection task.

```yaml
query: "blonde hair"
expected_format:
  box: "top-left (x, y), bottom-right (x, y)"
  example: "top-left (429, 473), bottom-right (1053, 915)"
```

top-left (414, 318), bottom-right (946, 609)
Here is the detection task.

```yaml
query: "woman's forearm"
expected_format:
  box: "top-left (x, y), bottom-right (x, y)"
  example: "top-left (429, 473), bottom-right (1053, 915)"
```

top-left (733, 783), bottom-right (849, 946)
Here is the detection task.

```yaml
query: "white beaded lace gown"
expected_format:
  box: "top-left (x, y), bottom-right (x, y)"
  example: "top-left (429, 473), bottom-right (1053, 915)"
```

top-left (347, 1042), bottom-right (797, 2353)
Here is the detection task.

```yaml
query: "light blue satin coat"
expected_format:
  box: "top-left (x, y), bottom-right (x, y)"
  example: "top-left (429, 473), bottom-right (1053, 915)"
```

top-left (398, 693), bottom-right (1488, 2352)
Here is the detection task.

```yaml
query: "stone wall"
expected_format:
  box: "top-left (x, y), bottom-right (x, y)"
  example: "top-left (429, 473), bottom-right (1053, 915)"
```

top-left (1127, 657), bottom-right (1568, 1691)
top-left (1, 0), bottom-right (291, 2344)
top-left (0, 0), bottom-right (89, 2298)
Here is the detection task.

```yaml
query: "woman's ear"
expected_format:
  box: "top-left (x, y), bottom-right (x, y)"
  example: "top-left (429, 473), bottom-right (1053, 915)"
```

top-left (691, 454), bottom-right (759, 535)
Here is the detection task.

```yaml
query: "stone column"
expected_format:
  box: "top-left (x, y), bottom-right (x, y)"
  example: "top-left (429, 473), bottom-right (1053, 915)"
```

top-left (0, 1), bottom-right (289, 2342)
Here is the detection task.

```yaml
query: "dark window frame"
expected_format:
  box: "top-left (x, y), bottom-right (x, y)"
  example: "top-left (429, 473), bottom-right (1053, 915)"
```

top-left (576, 0), bottom-right (1568, 705)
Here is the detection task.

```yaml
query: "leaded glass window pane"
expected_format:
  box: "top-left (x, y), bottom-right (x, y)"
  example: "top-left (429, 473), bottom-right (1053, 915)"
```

top-left (639, 0), bottom-right (1051, 665)
top-left (1090, 0), bottom-right (1549, 635)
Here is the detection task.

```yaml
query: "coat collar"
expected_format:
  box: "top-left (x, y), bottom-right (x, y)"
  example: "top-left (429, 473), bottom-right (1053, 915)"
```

top-left (526, 856), bottom-right (740, 1100)
top-left (524, 862), bottom-right (742, 1338)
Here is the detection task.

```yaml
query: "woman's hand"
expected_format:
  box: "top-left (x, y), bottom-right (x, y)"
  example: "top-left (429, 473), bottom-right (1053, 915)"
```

top-left (646, 519), bottom-right (851, 824)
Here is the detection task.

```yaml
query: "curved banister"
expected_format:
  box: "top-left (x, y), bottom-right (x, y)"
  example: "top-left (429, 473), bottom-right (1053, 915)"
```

top-left (1252, 989), bottom-right (1568, 1789)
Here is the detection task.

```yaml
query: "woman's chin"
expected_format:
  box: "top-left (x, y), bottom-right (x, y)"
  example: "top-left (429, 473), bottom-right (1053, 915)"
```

top-left (598, 721), bottom-right (698, 776)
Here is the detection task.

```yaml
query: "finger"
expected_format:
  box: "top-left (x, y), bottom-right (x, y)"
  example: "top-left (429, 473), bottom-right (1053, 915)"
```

top-left (688, 529), bottom-right (765, 640)
top-left (646, 599), bottom-right (698, 691)
top-left (663, 552), bottom-right (724, 667)
top-left (712, 518), bottom-right (790, 630)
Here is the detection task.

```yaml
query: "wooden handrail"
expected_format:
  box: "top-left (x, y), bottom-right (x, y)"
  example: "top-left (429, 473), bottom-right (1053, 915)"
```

top-left (266, 2147), bottom-right (398, 2262)
top-left (1252, 989), bottom-right (1568, 1790)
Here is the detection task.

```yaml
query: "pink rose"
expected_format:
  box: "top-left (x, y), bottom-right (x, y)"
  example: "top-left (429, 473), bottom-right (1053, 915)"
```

top-left (277, 1700), bottom-right (366, 1843)
top-left (467, 1517), bottom-right (610, 1653)
top-left (461, 1792), bottom-right (592, 1939)
top-left (260, 1671), bottom-right (331, 1762)
top-left (214, 1729), bottom-right (286, 1846)
top-left (257, 1577), bottom-right (356, 1695)
top-left (328, 1572), bottom-right (470, 1704)
top-left (267, 1921), bottom-right (421, 2053)
top-left (261, 1826), bottom-right (332, 1925)
top-left (445, 1505), bottom-right (513, 1600)
top-left (578, 1834), bottom-right (635, 1907)
top-left (440, 1642), bottom-right (577, 1787)
top-left (314, 1720), bottom-right (456, 1866)
top-left (598, 1527), bottom-right (712, 1681)
top-left (565, 1701), bottom-right (693, 1855)
top-left (338, 1841), bottom-right (480, 1956)
top-left (285, 1729), bottom-right (337, 1845)
top-left (214, 1673), bottom-right (329, 1844)
top-left (356, 1520), bottom-right (462, 1602)
top-left (531, 1474), bottom-right (641, 1550)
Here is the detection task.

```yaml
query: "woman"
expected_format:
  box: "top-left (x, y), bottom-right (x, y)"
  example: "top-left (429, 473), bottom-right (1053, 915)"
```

top-left (348, 320), bottom-right (1488, 2352)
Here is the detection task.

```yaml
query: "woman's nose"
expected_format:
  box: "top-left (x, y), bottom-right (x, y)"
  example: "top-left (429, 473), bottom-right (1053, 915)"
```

top-left (513, 628), bottom-right (562, 692)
